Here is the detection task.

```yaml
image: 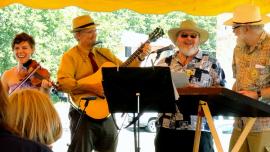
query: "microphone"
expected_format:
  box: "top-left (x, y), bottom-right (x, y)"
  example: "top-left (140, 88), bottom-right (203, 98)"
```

top-left (152, 44), bottom-right (174, 54)
top-left (94, 41), bottom-right (102, 46)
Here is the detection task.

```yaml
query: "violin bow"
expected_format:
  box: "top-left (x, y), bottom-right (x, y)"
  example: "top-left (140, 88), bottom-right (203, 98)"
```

top-left (9, 65), bottom-right (41, 95)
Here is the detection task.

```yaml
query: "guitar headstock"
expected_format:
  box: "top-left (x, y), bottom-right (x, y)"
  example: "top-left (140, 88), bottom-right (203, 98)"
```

top-left (148, 27), bottom-right (164, 42)
top-left (122, 27), bottom-right (165, 66)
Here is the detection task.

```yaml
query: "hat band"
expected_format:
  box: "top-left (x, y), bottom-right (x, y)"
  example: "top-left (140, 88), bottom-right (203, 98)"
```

top-left (233, 19), bottom-right (262, 25)
top-left (75, 22), bottom-right (95, 30)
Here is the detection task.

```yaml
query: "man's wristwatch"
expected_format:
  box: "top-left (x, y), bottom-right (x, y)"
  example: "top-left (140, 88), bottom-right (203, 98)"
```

top-left (257, 90), bottom-right (261, 98)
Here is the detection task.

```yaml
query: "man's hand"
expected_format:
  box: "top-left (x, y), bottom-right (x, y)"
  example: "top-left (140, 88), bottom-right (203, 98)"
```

top-left (180, 83), bottom-right (200, 88)
top-left (73, 83), bottom-right (104, 97)
top-left (187, 83), bottom-right (200, 88)
top-left (138, 42), bottom-right (151, 61)
top-left (142, 42), bottom-right (151, 54)
top-left (238, 90), bottom-right (259, 100)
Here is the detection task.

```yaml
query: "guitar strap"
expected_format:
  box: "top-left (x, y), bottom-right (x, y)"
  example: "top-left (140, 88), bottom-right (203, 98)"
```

top-left (96, 48), bottom-right (116, 64)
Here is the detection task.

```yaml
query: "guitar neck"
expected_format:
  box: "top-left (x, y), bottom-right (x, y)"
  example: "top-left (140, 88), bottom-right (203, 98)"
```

top-left (122, 40), bottom-right (149, 67)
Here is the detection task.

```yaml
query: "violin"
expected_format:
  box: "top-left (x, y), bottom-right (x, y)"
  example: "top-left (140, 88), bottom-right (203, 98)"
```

top-left (23, 59), bottom-right (51, 87)
top-left (9, 59), bottom-right (53, 95)
top-left (22, 60), bottom-right (65, 101)
top-left (23, 60), bottom-right (61, 95)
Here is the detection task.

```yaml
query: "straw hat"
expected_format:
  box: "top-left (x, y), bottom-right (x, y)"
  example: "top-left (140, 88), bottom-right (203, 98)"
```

top-left (168, 20), bottom-right (209, 45)
top-left (224, 4), bottom-right (270, 26)
top-left (71, 15), bottom-right (99, 33)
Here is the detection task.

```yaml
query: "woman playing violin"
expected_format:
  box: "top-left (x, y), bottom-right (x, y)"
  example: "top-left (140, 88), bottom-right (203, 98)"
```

top-left (1, 32), bottom-right (52, 94)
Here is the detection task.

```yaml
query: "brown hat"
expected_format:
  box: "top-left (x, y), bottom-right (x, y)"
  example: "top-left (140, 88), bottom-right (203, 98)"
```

top-left (168, 20), bottom-right (209, 45)
top-left (224, 4), bottom-right (270, 26)
top-left (71, 15), bottom-right (99, 33)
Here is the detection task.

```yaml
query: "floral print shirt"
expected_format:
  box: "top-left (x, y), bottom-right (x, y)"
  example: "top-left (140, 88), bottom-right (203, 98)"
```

top-left (233, 31), bottom-right (270, 132)
top-left (156, 51), bottom-right (225, 131)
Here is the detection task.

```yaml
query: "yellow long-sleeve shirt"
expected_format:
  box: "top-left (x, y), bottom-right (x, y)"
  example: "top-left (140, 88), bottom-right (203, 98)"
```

top-left (57, 45), bottom-right (141, 105)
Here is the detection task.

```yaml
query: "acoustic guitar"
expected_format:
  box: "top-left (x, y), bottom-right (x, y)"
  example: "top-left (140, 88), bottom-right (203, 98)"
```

top-left (71, 27), bottom-right (164, 120)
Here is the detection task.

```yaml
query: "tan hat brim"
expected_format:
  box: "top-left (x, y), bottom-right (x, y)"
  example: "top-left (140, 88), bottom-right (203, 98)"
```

top-left (71, 24), bottom-right (99, 33)
top-left (168, 27), bottom-right (209, 46)
top-left (224, 15), bottom-right (270, 26)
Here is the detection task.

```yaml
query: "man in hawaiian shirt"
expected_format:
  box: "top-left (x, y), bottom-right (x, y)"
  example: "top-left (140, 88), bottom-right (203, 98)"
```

top-left (154, 19), bottom-right (225, 152)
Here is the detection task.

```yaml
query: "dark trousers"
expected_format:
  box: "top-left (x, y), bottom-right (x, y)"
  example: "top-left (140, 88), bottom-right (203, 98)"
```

top-left (155, 127), bottom-right (214, 152)
top-left (68, 109), bottom-right (118, 152)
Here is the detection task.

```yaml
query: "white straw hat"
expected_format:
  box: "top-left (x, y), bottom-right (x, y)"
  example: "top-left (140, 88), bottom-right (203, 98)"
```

top-left (224, 4), bottom-right (270, 26)
top-left (168, 20), bottom-right (209, 45)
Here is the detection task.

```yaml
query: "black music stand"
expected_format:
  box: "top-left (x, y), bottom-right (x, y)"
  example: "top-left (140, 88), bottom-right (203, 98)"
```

top-left (177, 88), bottom-right (270, 152)
top-left (102, 66), bottom-right (176, 152)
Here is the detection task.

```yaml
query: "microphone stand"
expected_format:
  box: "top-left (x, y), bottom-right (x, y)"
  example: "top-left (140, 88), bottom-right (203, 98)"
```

top-left (67, 96), bottom-right (97, 152)
top-left (153, 52), bottom-right (162, 65)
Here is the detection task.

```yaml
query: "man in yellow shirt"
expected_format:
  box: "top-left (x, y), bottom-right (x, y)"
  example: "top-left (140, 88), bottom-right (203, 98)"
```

top-left (57, 15), bottom-right (150, 152)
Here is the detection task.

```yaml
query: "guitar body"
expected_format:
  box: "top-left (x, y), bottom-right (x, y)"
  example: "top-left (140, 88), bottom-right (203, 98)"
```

top-left (76, 96), bottom-right (110, 120)
top-left (72, 62), bottom-right (116, 120)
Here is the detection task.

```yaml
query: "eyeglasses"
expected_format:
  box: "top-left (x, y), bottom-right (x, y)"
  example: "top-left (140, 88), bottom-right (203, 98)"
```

top-left (180, 33), bottom-right (198, 39)
top-left (80, 29), bottom-right (97, 34)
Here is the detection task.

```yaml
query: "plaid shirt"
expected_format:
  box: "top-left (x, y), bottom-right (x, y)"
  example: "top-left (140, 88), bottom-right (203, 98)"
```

top-left (156, 51), bottom-right (225, 131)
top-left (233, 31), bottom-right (270, 132)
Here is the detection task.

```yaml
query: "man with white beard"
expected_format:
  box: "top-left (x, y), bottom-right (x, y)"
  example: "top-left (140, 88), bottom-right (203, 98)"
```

top-left (224, 4), bottom-right (270, 152)
top-left (154, 19), bottom-right (225, 152)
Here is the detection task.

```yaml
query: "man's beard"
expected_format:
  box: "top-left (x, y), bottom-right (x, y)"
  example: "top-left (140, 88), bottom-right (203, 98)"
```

top-left (236, 37), bottom-right (247, 48)
top-left (181, 46), bottom-right (199, 56)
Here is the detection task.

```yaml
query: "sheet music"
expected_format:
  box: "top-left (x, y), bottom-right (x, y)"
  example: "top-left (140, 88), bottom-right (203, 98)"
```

top-left (171, 72), bottom-right (189, 88)
top-left (170, 72), bottom-right (189, 100)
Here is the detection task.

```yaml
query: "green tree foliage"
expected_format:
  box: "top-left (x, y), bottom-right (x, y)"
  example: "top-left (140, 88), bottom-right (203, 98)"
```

top-left (0, 5), bottom-right (76, 80)
top-left (0, 4), bottom-right (216, 101)
top-left (89, 10), bottom-right (216, 56)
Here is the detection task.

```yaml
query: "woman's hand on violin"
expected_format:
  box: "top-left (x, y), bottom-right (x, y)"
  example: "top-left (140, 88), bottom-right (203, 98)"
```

top-left (41, 79), bottom-right (52, 89)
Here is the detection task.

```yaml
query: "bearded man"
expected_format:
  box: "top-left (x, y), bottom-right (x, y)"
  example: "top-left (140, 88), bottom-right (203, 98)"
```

top-left (224, 4), bottom-right (270, 152)
top-left (154, 19), bottom-right (225, 152)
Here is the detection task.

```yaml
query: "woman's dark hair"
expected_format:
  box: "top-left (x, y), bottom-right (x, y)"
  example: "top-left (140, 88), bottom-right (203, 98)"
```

top-left (12, 32), bottom-right (35, 49)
